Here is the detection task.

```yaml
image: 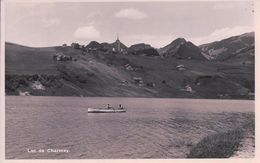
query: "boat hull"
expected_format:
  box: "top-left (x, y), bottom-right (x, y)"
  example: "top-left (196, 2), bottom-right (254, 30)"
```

top-left (88, 108), bottom-right (126, 113)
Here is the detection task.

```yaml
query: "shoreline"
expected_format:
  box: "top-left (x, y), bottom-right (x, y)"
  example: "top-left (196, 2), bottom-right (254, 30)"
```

top-left (4, 95), bottom-right (255, 101)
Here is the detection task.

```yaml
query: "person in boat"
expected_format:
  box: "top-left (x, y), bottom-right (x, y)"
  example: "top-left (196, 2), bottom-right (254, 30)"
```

top-left (107, 104), bottom-right (112, 109)
top-left (119, 104), bottom-right (123, 110)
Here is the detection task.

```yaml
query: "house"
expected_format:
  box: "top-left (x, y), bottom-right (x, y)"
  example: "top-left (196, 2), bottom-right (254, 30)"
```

top-left (146, 82), bottom-right (156, 87)
top-left (133, 77), bottom-right (142, 82)
top-left (124, 64), bottom-right (134, 71)
top-left (53, 53), bottom-right (62, 61)
top-left (133, 77), bottom-right (144, 86)
top-left (53, 53), bottom-right (73, 61)
top-left (176, 65), bottom-right (186, 71)
top-left (185, 84), bottom-right (192, 92)
top-left (133, 77), bottom-right (143, 83)
top-left (120, 80), bottom-right (129, 86)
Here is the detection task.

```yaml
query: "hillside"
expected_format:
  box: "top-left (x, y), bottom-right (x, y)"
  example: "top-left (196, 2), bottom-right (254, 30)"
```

top-left (200, 32), bottom-right (254, 62)
top-left (5, 42), bottom-right (60, 75)
top-left (5, 33), bottom-right (255, 99)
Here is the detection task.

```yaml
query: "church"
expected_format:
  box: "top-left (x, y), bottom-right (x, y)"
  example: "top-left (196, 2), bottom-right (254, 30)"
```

top-left (112, 35), bottom-right (127, 54)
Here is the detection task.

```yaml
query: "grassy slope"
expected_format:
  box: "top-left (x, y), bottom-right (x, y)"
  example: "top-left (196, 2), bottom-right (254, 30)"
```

top-left (5, 42), bottom-right (254, 98)
top-left (187, 113), bottom-right (254, 158)
top-left (5, 43), bottom-right (59, 75)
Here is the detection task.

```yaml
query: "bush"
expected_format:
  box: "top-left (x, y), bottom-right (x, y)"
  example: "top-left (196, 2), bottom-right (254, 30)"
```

top-left (6, 81), bottom-right (19, 92)
top-left (18, 78), bottom-right (29, 86)
top-left (5, 75), bottom-right (28, 92)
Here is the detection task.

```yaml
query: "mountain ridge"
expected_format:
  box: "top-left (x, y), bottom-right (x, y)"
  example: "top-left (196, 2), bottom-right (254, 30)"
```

top-left (199, 32), bottom-right (254, 61)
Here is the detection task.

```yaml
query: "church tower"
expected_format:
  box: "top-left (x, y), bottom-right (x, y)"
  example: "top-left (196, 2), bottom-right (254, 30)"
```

top-left (115, 34), bottom-right (121, 53)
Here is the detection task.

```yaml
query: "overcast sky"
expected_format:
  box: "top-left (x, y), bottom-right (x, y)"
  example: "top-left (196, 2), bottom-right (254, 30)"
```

top-left (5, 1), bottom-right (254, 48)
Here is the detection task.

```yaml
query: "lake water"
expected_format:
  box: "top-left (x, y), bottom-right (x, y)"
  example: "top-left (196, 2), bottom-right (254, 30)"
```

top-left (5, 96), bottom-right (254, 159)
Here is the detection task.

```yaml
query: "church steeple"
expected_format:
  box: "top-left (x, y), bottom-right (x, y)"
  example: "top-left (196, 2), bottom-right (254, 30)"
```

top-left (116, 33), bottom-right (119, 41)
top-left (115, 34), bottom-right (121, 53)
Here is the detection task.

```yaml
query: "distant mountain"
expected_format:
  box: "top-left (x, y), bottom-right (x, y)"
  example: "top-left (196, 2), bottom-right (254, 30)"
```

top-left (200, 32), bottom-right (254, 61)
top-left (158, 38), bottom-right (186, 54)
top-left (129, 43), bottom-right (159, 56)
top-left (158, 38), bottom-right (207, 60)
top-left (85, 41), bottom-right (104, 50)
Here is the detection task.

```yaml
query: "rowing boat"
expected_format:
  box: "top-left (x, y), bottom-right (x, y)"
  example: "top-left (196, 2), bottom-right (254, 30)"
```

top-left (88, 107), bottom-right (126, 113)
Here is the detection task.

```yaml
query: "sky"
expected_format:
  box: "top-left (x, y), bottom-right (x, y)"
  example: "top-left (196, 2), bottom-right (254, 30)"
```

top-left (5, 1), bottom-right (254, 48)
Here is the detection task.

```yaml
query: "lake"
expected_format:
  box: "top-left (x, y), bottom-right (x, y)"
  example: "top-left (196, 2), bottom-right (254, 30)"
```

top-left (5, 96), bottom-right (254, 159)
